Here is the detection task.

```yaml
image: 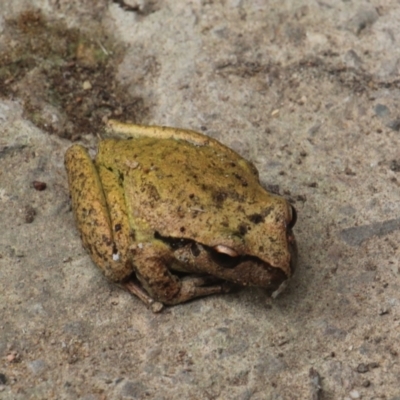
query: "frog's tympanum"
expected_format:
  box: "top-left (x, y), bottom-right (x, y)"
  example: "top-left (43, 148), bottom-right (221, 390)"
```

top-left (65, 120), bottom-right (297, 312)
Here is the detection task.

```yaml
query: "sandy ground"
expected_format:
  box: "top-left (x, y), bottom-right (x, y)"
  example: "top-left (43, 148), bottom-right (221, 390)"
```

top-left (1, 1), bottom-right (400, 399)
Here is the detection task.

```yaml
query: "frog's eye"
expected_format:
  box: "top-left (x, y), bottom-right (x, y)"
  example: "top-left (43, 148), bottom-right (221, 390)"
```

top-left (211, 245), bottom-right (240, 268)
top-left (287, 205), bottom-right (297, 229)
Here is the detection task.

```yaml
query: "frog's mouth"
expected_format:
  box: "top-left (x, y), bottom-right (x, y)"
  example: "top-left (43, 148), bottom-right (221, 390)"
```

top-left (155, 232), bottom-right (295, 290)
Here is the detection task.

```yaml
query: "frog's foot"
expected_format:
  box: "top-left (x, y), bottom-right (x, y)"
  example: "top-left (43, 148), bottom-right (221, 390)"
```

top-left (173, 275), bottom-right (234, 304)
top-left (123, 281), bottom-right (164, 313)
top-left (124, 275), bottom-right (235, 310)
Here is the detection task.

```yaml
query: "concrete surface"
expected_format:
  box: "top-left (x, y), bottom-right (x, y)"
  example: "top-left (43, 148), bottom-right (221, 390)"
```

top-left (1, 1), bottom-right (400, 399)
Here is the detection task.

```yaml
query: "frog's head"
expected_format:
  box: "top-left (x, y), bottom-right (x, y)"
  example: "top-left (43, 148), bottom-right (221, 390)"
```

top-left (159, 199), bottom-right (297, 292)
top-left (223, 203), bottom-right (297, 291)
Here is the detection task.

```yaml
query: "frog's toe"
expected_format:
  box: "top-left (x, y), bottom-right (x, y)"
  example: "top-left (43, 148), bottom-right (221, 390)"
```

top-left (123, 281), bottom-right (164, 313)
top-left (173, 275), bottom-right (233, 303)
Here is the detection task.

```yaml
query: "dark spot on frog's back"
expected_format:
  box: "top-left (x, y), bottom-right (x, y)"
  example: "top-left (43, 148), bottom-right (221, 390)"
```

top-left (118, 171), bottom-right (124, 186)
top-left (212, 188), bottom-right (245, 206)
top-left (114, 224), bottom-right (122, 232)
top-left (237, 223), bottom-right (249, 236)
top-left (248, 213), bottom-right (264, 224)
top-left (220, 220), bottom-right (229, 228)
top-left (79, 207), bottom-right (88, 219)
top-left (102, 234), bottom-right (113, 247)
top-left (212, 190), bottom-right (228, 207)
top-left (145, 183), bottom-right (160, 201)
top-left (233, 172), bottom-right (248, 187)
top-left (247, 207), bottom-right (273, 225)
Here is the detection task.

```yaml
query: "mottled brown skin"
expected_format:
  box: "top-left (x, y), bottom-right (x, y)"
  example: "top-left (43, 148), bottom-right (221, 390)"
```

top-left (65, 120), bottom-right (297, 311)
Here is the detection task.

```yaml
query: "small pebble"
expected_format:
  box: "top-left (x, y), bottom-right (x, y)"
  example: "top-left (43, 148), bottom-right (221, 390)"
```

top-left (271, 109), bottom-right (280, 117)
top-left (32, 181), bottom-right (47, 191)
top-left (6, 352), bottom-right (18, 363)
top-left (374, 104), bottom-right (389, 118)
top-left (24, 205), bottom-right (36, 223)
top-left (28, 359), bottom-right (47, 375)
top-left (387, 119), bottom-right (400, 132)
top-left (357, 363), bottom-right (368, 373)
top-left (390, 160), bottom-right (400, 172)
top-left (82, 80), bottom-right (92, 90)
top-left (378, 307), bottom-right (389, 315)
top-left (349, 390), bottom-right (360, 399)
top-left (0, 373), bottom-right (6, 385)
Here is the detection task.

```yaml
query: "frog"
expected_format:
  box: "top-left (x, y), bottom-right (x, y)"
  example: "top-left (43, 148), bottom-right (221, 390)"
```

top-left (64, 120), bottom-right (297, 312)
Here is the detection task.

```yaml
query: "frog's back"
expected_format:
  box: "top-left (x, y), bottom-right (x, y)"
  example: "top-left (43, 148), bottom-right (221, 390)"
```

top-left (97, 137), bottom-right (289, 262)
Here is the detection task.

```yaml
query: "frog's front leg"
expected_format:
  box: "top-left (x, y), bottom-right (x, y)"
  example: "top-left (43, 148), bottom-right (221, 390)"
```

top-left (132, 244), bottom-right (233, 306)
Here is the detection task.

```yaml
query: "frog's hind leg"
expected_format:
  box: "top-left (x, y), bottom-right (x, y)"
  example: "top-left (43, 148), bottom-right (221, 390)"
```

top-left (65, 145), bottom-right (132, 282)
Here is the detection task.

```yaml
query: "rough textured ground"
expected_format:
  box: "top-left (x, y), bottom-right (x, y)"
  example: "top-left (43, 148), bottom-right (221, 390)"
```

top-left (1, 1), bottom-right (400, 399)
